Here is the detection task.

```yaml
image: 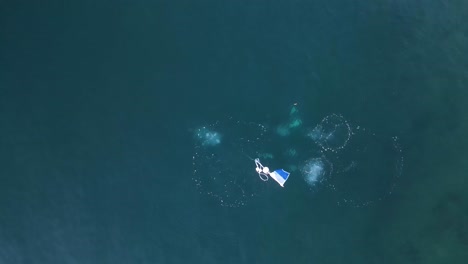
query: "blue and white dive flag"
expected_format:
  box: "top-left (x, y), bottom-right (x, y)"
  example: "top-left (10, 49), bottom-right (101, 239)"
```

top-left (255, 158), bottom-right (290, 187)
top-left (269, 169), bottom-right (290, 187)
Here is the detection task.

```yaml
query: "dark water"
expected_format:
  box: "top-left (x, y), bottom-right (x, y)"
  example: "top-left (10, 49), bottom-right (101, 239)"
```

top-left (1, 0), bottom-right (468, 263)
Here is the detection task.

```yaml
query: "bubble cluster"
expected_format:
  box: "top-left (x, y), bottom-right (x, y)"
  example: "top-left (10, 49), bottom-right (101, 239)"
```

top-left (192, 118), bottom-right (268, 208)
top-left (307, 114), bottom-right (351, 153)
top-left (194, 127), bottom-right (221, 146)
top-left (191, 104), bottom-right (404, 209)
top-left (301, 157), bottom-right (333, 187)
top-left (299, 112), bottom-right (403, 207)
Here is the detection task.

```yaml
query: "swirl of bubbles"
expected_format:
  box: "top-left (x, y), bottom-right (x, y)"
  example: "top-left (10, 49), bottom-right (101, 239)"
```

top-left (298, 111), bottom-right (403, 207)
top-left (326, 127), bottom-right (404, 207)
top-left (191, 104), bottom-right (405, 208)
top-left (307, 114), bottom-right (352, 153)
top-left (192, 117), bottom-right (269, 208)
top-left (301, 156), bottom-right (333, 188)
top-left (298, 113), bottom-right (348, 193)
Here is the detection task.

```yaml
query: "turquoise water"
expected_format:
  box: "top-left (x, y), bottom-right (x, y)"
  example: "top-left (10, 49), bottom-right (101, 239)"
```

top-left (1, 0), bottom-right (468, 263)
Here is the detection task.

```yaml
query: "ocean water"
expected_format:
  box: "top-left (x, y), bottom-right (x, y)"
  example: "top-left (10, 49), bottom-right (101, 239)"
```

top-left (1, 0), bottom-right (468, 263)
